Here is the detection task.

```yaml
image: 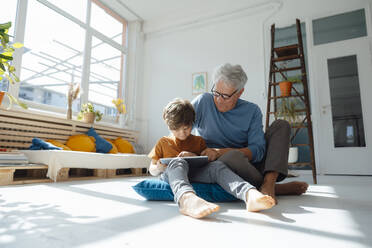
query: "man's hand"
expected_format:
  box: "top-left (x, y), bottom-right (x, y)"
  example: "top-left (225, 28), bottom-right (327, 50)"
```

top-left (178, 151), bottom-right (197, 157)
top-left (201, 148), bottom-right (220, 161)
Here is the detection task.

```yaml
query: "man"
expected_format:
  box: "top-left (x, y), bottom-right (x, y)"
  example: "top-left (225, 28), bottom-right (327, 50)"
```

top-left (192, 63), bottom-right (308, 203)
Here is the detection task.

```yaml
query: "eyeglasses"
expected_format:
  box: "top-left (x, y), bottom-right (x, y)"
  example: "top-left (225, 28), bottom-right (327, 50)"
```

top-left (211, 84), bottom-right (239, 100)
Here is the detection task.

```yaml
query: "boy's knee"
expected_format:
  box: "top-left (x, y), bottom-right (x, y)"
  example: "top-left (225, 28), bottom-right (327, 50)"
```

top-left (167, 158), bottom-right (189, 170)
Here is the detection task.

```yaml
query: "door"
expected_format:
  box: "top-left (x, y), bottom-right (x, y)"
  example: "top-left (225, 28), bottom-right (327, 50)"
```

top-left (314, 38), bottom-right (372, 174)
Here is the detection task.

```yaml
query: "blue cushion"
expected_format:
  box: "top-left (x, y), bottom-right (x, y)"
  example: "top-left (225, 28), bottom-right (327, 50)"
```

top-left (86, 128), bottom-right (112, 153)
top-left (29, 138), bottom-right (62, 150)
top-left (132, 179), bottom-right (239, 202)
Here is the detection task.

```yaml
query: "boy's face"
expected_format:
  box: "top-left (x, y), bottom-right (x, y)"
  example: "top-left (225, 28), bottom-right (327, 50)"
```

top-left (170, 125), bottom-right (192, 141)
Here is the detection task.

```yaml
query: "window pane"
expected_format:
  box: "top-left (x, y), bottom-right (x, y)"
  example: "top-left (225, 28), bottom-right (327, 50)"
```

top-left (313, 9), bottom-right (367, 45)
top-left (327, 55), bottom-right (366, 147)
top-left (19, 1), bottom-right (84, 110)
top-left (46, 0), bottom-right (87, 22)
top-left (88, 36), bottom-right (123, 119)
top-left (91, 0), bottom-right (124, 44)
top-left (0, 0), bottom-right (18, 91)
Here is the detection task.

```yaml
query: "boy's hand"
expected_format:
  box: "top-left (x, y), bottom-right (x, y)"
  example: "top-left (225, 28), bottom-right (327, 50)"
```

top-left (201, 148), bottom-right (220, 161)
top-left (178, 151), bottom-right (196, 157)
top-left (156, 160), bottom-right (167, 172)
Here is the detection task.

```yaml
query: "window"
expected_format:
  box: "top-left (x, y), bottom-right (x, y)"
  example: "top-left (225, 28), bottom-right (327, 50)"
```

top-left (20, 1), bottom-right (85, 110)
top-left (14, 0), bottom-right (127, 123)
top-left (0, 0), bottom-right (18, 92)
top-left (88, 0), bottom-right (127, 120)
top-left (313, 9), bottom-right (367, 45)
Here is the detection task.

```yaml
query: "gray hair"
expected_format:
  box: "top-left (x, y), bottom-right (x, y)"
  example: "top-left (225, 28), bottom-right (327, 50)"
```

top-left (212, 63), bottom-right (248, 90)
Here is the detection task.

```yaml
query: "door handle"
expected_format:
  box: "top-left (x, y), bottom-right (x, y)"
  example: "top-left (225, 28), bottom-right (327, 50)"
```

top-left (321, 104), bottom-right (331, 114)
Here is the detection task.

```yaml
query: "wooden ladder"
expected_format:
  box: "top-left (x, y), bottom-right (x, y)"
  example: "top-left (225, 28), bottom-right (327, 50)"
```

top-left (265, 19), bottom-right (317, 184)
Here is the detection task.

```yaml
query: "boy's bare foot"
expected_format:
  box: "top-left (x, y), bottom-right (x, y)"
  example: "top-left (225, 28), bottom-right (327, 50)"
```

top-left (179, 192), bottom-right (220, 219)
top-left (275, 181), bottom-right (309, 195)
top-left (246, 188), bottom-right (275, 212)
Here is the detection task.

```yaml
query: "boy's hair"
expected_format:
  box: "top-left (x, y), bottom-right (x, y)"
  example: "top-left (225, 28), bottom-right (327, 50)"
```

top-left (163, 98), bottom-right (195, 130)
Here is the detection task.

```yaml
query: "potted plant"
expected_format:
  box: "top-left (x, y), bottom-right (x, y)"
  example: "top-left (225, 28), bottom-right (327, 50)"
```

top-left (276, 98), bottom-right (302, 163)
top-left (0, 22), bottom-right (27, 109)
top-left (77, 103), bottom-right (103, 123)
top-left (277, 62), bottom-right (303, 97)
top-left (112, 98), bottom-right (126, 122)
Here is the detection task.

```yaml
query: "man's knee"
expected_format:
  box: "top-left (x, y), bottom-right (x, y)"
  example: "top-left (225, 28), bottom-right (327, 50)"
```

top-left (218, 150), bottom-right (246, 173)
top-left (219, 150), bottom-right (245, 163)
top-left (271, 119), bottom-right (290, 134)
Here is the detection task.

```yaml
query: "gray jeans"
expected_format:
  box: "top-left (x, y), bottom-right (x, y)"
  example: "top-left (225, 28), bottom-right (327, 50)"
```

top-left (160, 158), bottom-right (254, 203)
top-left (218, 120), bottom-right (290, 188)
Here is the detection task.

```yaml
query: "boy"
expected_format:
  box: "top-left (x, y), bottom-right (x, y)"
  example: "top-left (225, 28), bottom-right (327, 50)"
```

top-left (148, 98), bottom-right (275, 219)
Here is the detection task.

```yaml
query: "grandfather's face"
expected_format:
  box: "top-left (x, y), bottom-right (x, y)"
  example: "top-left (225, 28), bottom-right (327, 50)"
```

top-left (212, 81), bottom-right (244, 113)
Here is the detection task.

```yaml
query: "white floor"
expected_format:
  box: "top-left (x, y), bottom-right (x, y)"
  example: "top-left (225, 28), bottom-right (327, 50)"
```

top-left (1, 175), bottom-right (372, 248)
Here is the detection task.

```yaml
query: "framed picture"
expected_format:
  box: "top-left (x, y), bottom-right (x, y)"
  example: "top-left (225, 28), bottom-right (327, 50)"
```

top-left (192, 72), bottom-right (207, 95)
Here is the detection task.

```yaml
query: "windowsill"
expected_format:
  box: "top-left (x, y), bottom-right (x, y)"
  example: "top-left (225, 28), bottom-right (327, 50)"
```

top-left (7, 104), bottom-right (131, 130)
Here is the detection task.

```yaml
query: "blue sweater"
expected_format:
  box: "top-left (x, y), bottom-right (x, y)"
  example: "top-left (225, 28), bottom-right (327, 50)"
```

top-left (192, 93), bottom-right (266, 163)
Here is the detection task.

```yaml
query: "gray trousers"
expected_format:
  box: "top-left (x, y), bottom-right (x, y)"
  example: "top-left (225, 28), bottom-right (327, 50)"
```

top-left (218, 120), bottom-right (290, 188)
top-left (160, 158), bottom-right (254, 203)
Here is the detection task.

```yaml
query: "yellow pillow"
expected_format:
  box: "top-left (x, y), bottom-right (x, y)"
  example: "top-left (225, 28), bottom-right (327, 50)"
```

top-left (114, 137), bottom-right (135, 153)
top-left (66, 134), bottom-right (96, 152)
top-left (105, 138), bottom-right (118, 154)
top-left (46, 139), bottom-right (72, 150)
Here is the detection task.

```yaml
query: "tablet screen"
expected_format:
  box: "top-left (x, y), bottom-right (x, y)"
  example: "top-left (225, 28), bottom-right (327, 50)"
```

top-left (159, 156), bottom-right (209, 168)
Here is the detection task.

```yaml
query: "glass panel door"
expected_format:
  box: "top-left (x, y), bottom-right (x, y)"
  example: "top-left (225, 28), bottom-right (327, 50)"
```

top-left (313, 38), bottom-right (372, 175)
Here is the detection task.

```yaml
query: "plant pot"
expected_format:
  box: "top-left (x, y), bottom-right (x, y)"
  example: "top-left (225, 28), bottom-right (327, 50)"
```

top-left (0, 91), bottom-right (4, 106)
top-left (82, 112), bottom-right (95, 123)
top-left (288, 147), bottom-right (298, 163)
top-left (279, 81), bottom-right (293, 96)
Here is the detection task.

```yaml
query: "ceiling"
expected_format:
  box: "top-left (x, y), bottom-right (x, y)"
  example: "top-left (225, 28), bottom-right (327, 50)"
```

top-left (104, 0), bottom-right (268, 22)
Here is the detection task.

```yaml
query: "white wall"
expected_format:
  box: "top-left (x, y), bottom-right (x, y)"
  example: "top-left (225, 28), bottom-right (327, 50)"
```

top-left (135, 0), bottom-right (371, 153)
top-left (138, 12), bottom-right (270, 152)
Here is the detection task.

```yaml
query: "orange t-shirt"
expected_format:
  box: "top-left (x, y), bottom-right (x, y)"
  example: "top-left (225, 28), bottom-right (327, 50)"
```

top-left (148, 134), bottom-right (207, 161)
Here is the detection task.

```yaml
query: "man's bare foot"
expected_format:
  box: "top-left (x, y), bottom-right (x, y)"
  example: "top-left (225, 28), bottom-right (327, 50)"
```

top-left (179, 192), bottom-right (220, 219)
top-left (260, 172), bottom-right (278, 204)
top-left (275, 181), bottom-right (309, 195)
top-left (246, 188), bottom-right (275, 212)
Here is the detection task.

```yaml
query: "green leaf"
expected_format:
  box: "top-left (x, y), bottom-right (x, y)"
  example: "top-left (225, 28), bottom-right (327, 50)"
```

top-left (0, 22), bottom-right (11, 30)
top-left (5, 92), bottom-right (28, 110)
top-left (0, 53), bottom-right (13, 60)
top-left (10, 71), bottom-right (19, 82)
top-left (0, 63), bottom-right (5, 71)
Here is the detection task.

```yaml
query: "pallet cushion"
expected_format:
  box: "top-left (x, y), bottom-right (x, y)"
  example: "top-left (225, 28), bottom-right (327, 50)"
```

top-left (46, 140), bottom-right (72, 151)
top-left (29, 138), bottom-right (62, 150)
top-left (87, 128), bottom-right (112, 153)
top-left (114, 137), bottom-right (135, 153)
top-left (132, 179), bottom-right (239, 202)
top-left (66, 134), bottom-right (96, 152)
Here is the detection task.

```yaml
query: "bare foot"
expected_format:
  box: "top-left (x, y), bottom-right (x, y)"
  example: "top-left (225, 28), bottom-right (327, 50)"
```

top-left (246, 188), bottom-right (275, 212)
top-left (260, 172), bottom-right (278, 204)
top-left (275, 181), bottom-right (309, 195)
top-left (179, 192), bottom-right (220, 219)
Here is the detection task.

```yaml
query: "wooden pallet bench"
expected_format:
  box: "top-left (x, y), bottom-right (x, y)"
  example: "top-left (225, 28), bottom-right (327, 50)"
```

top-left (0, 164), bottom-right (52, 185)
top-left (0, 108), bottom-right (148, 186)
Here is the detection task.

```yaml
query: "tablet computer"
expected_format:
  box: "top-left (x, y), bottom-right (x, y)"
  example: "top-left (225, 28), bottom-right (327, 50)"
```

top-left (160, 156), bottom-right (209, 168)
